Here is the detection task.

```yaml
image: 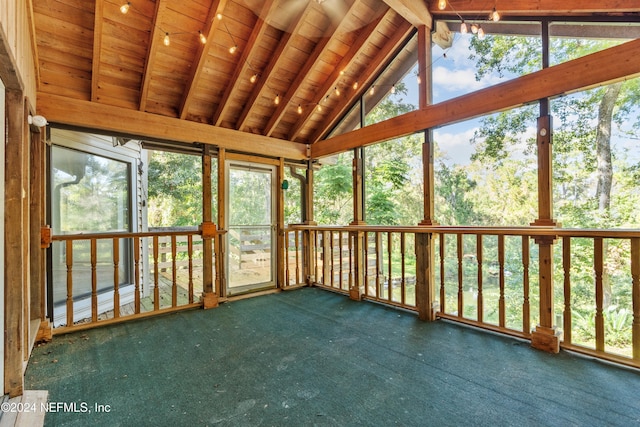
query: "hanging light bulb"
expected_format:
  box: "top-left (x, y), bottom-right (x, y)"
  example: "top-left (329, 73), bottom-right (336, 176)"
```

top-left (478, 26), bottom-right (486, 40)
top-left (217, 13), bottom-right (223, 20)
top-left (369, 86), bottom-right (375, 96)
top-left (460, 20), bottom-right (468, 34)
top-left (390, 85), bottom-right (396, 94)
top-left (249, 74), bottom-right (258, 83)
top-left (163, 33), bottom-right (170, 46)
top-left (274, 94), bottom-right (280, 105)
top-left (490, 8), bottom-right (501, 22)
top-left (229, 45), bottom-right (237, 54)
top-left (438, 0), bottom-right (447, 10)
top-left (297, 105), bottom-right (303, 114)
top-left (471, 23), bottom-right (479, 34)
top-left (317, 104), bottom-right (323, 112)
top-left (416, 74), bottom-right (421, 85)
top-left (352, 81), bottom-right (359, 90)
top-left (199, 31), bottom-right (207, 44)
top-left (334, 87), bottom-right (340, 96)
top-left (120, 2), bottom-right (130, 14)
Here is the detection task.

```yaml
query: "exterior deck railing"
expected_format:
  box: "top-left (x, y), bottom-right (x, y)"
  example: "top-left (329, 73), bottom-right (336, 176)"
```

top-left (49, 228), bottom-right (221, 334)
top-left (285, 225), bottom-right (640, 369)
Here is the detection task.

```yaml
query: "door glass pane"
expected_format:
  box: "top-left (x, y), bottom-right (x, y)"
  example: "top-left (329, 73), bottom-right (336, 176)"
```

top-left (51, 146), bottom-right (131, 310)
top-left (228, 165), bottom-right (274, 293)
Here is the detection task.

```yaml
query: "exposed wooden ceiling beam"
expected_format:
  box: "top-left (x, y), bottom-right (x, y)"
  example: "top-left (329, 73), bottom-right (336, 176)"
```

top-left (139, 0), bottom-right (168, 112)
top-left (288, 9), bottom-right (390, 141)
top-left (179, 0), bottom-right (228, 120)
top-left (236, 3), bottom-right (315, 131)
top-left (263, 1), bottom-right (363, 137)
top-left (91, 0), bottom-right (104, 102)
top-left (309, 18), bottom-right (414, 143)
top-left (213, 0), bottom-right (275, 126)
top-left (38, 92), bottom-right (308, 160)
top-left (312, 37), bottom-right (640, 158)
top-left (383, 0), bottom-right (432, 27)
top-left (429, 0), bottom-right (640, 15)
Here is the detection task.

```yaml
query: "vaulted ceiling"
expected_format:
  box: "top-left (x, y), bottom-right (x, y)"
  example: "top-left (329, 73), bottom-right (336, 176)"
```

top-left (32, 0), bottom-right (640, 159)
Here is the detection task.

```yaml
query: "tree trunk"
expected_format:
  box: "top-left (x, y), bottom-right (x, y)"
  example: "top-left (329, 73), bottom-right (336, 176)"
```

top-left (595, 82), bottom-right (622, 308)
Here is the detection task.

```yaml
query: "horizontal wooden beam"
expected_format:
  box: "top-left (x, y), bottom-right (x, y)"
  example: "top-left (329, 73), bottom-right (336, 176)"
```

top-left (312, 37), bottom-right (640, 158)
top-left (429, 0), bottom-right (640, 15)
top-left (36, 93), bottom-right (308, 160)
top-left (383, 0), bottom-right (432, 28)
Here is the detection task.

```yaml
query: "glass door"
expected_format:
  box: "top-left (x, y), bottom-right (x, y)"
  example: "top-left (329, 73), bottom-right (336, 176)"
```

top-left (226, 161), bottom-right (276, 295)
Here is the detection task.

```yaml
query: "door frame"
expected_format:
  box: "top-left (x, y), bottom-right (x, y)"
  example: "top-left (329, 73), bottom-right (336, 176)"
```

top-left (224, 158), bottom-right (278, 296)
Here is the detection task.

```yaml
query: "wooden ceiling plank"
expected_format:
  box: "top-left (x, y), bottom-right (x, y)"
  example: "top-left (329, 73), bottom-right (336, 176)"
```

top-left (91, 0), bottom-right (103, 102)
top-left (139, 0), bottom-right (169, 112)
top-left (235, 3), bottom-right (316, 131)
top-left (179, 0), bottom-right (228, 120)
top-left (383, 0), bottom-right (432, 27)
top-left (430, 0), bottom-right (640, 15)
top-left (312, 37), bottom-right (640, 158)
top-left (38, 92), bottom-right (308, 160)
top-left (288, 8), bottom-right (390, 141)
top-left (309, 18), bottom-right (414, 143)
top-left (212, 0), bottom-right (276, 126)
top-left (263, 1), bottom-right (364, 137)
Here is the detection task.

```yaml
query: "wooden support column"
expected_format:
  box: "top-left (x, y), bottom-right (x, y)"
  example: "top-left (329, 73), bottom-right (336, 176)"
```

top-left (349, 148), bottom-right (365, 300)
top-left (217, 148), bottom-right (227, 296)
top-left (303, 160), bottom-right (317, 285)
top-left (531, 113), bottom-right (561, 352)
top-left (5, 89), bottom-right (25, 397)
top-left (277, 158), bottom-right (285, 288)
top-left (416, 232), bottom-right (436, 321)
top-left (200, 144), bottom-right (218, 308)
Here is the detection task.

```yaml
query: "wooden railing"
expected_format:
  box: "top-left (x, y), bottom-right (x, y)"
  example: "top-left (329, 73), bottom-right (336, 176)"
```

top-left (50, 228), bottom-right (220, 333)
top-left (285, 225), bottom-right (640, 369)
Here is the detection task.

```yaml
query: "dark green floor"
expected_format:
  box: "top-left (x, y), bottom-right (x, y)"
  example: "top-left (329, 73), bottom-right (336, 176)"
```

top-left (26, 287), bottom-right (640, 426)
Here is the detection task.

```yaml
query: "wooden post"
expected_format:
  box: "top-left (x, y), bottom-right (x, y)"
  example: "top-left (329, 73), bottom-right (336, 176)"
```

top-left (415, 232), bottom-right (436, 321)
top-left (4, 89), bottom-right (25, 397)
top-left (349, 148), bottom-right (365, 300)
top-left (631, 238), bottom-right (640, 361)
top-left (216, 148), bottom-right (226, 297)
top-left (303, 160), bottom-right (316, 285)
top-left (277, 158), bottom-right (285, 289)
top-left (200, 145), bottom-right (218, 308)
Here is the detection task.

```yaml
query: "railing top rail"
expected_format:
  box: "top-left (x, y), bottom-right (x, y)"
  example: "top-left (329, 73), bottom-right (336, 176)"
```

top-left (52, 228), bottom-right (226, 241)
top-left (285, 224), bottom-right (640, 239)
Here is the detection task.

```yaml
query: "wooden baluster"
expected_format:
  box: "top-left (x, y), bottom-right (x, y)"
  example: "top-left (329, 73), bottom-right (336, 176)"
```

top-left (387, 232), bottom-right (393, 302)
top-left (477, 234), bottom-right (484, 323)
top-left (348, 231), bottom-right (353, 292)
top-left (91, 239), bottom-right (97, 322)
top-left (376, 232), bottom-right (382, 299)
top-left (153, 235), bottom-right (160, 311)
top-left (364, 232), bottom-right (369, 296)
top-left (457, 233), bottom-right (463, 317)
top-left (440, 234), bottom-right (446, 314)
top-left (295, 230), bottom-right (301, 284)
top-left (134, 236), bottom-right (141, 314)
top-left (522, 236), bottom-right (530, 335)
top-left (188, 235), bottom-right (194, 303)
top-left (171, 235), bottom-right (177, 307)
top-left (66, 240), bottom-right (74, 326)
top-left (330, 232), bottom-right (335, 288)
top-left (337, 231), bottom-right (343, 290)
top-left (631, 237), bottom-right (640, 361)
top-left (562, 236), bottom-right (571, 344)
top-left (594, 237), bottom-right (605, 352)
top-left (284, 230), bottom-right (290, 286)
top-left (400, 232), bottom-right (406, 306)
top-left (498, 235), bottom-right (505, 328)
top-left (113, 238), bottom-right (120, 318)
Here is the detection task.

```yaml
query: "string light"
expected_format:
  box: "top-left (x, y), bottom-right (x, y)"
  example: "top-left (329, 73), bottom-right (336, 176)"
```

top-left (471, 23), bottom-right (479, 34)
top-left (250, 74), bottom-right (258, 83)
top-left (390, 85), bottom-right (396, 94)
top-left (438, 0), bottom-right (447, 10)
top-left (352, 81), bottom-right (359, 90)
top-left (369, 86), bottom-right (375, 96)
top-left (416, 74), bottom-right (421, 85)
top-left (274, 94), bottom-right (280, 105)
top-left (477, 26), bottom-right (486, 40)
top-left (217, 13), bottom-right (223, 20)
top-left (120, 2), bottom-right (130, 14)
top-left (317, 104), bottom-right (323, 112)
top-left (460, 20), bottom-right (468, 34)
top-left (297, 105), bottom-right (303, 114)
top-left (334, 87), bottom-right (340, 96)
top-left (229, 45), bottom-right (237, 54)
top-left (490, 8), bottom-right (501, 22)
top-left (199, 31), bottom-right (207, 44)
top-left (163, 33), bottom-right (170, 46)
